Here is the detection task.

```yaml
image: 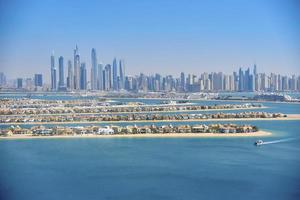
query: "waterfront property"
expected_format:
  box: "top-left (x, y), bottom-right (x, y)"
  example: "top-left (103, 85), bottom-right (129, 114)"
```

top-left (0, 112), bottom-right (288, 124)
top-left (0, 100), bottom-right (263, 115)
top-left (0, 124), bottom-right (259, 137)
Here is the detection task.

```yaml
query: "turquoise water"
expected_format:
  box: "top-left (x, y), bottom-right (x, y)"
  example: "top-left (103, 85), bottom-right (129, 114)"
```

top-left (1, 95), bottom-right (300, 199)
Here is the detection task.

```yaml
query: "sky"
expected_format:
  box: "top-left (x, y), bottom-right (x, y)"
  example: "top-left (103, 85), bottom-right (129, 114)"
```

top-left (0, 0), bottom-right (299, 82)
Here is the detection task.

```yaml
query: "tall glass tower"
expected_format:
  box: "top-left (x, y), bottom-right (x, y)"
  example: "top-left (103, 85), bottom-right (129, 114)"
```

top-left (80, 63), bottom-right (87, 90)
top-left (58, 56), bottom-right (65, 90)
top-left (74, 45), bottom-right (80, 90)
top-left (104, 64), bottom-right (112, 91)
top-left (67, 60), bottom-right (73, 90)
top-left (97, 63), bottom-right (104, 90)
top-left (119, 59), bottom-right (125, 90)
top-left (91, 48), bottom-right (98, 90)
top-left (50, 52), bottom-right (57, 91)
top-left (112, 58), bottom-right (118, 90)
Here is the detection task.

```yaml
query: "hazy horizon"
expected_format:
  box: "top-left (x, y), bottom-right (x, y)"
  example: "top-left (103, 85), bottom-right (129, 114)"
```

top-left (1, 0), bottom-right (300, 82)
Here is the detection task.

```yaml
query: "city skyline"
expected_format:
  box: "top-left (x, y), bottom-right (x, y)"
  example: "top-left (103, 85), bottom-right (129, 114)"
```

top-left (1, 45), bottom-right (299, 93)
top-left (1, 0), bottom-right (300, 80)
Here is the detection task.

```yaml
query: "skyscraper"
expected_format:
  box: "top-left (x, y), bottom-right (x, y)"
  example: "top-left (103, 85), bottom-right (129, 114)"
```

top-left (238, 68), bottom-right (244, 91)
top-left (180, 72), bottom-right (185, 92)
top-left (74, 45), bottom-right (80, 90)
top-left (80, 63), bottom-right (87, 90)
top-left (91, 48), bottom-right (98, 90)
top-left (17, 78), bottom-right (23, 89)
top-left (253, 64), bottom-right (257, 76)
top-left (104, 64), bottom-right (112, 91)
top-left (34, 74), bottom-right (43, 87)
top-left (50, 53), bottom-right (57, 91)
top-left (97, 63), bottom-right (104, 90)
top-left (58, 56), bottom-right (65, 90)
top-left (0, 72), bottom-right (6, 86)
top-left (119, 59), bottom-right (125, 90)
top-left (67, 60), bottom-right (73, 90)
top-left (244, 68), bottom-right (250, 91)
top-left (112, 58), bottom-right (118, 90)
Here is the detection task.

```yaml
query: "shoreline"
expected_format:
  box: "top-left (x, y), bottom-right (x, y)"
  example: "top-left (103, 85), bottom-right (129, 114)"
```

top-left (1, 114), bottom-right (299, 125)
top-left (0, 130), bottom-right (271, 140)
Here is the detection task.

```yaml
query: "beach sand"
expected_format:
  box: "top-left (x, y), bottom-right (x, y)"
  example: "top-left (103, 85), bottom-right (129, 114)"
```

top-left (0, 131), bottom-right (271, 140)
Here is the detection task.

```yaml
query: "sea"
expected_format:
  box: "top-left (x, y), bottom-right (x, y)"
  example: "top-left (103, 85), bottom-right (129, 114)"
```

top-left (0, 93), bottom-right (300, 200)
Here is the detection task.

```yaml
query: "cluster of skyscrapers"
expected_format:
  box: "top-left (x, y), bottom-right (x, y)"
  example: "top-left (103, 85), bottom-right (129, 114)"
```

top-left (1, 47), bottom-right (300, 93)
top-left (51, 46), bottom-right (125, 92)
top-left (128, 65), bottom-right (300, 93)
top-left (49, 46), bottom-right (300, 93)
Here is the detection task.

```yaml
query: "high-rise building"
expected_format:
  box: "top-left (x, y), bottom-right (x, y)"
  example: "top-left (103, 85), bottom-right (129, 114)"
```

top-left (244, 68), bottom-right (253, 91)
top-left (212, 72), bottom-right (223, 91)
top-left (238, 68), bottom-right (244, 91)
top-left (50, 53), bottom-right (57, 90)
top-left (0, 72), bottom-right (6, 86)
top-left (74, 45), bottom-right (80, 90)
top-left (97, 63), bottom-right (104, 90)
top-left (180, 72), bottom-right (185, 92)
top-left (67, 60), bottom-right (73, 90)
top-left (112, 58), bottom-right (118, 90)
top-left (104, 64), bottom-right (112, 91)
top-left (17, 78), bottom-right (23, 89)
top-left (91, 48), bottom-right (98, 90)
top-left (34, 74), bottom-right (43, 87)
top-left (80, 63), bottom-right (87, 90)
top-left (58, 56), bottom-right (65, 90)
top-left (25, 78), bottom-right (33, 90)
top-left (119, 60), bottom-right (125, 90)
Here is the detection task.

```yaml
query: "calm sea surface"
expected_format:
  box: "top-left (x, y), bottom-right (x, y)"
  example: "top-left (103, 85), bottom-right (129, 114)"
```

top-left (0, 95), bottom-right (300, 200)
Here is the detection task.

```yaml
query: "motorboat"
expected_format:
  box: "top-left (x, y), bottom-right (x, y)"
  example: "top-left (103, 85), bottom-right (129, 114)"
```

top-left (255, 140), bottom-right (264, 146)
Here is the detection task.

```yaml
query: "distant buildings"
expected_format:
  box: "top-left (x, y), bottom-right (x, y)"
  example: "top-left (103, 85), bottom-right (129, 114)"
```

top-left (80, 63), bottom-right (87, 90)
top-left (58, 56), bottom-right (66, 91)
top-left (112, 58), bottom-right (118, 90)
top-left (67, 60), bottom-right (73, 90)
top-left (0, 72), bottom-right (6, 86)
top-left (50, 53), bottom-right (57, 91)
top-left (17, 78), bottom-right (23, 89)
top-left (74, 45), bottom-right (80, 90)
top-left (34, 74), bottom-right (43, 87)
top-left (91, 48), bottom-right (98, 90)
top-left (3, 46), bottom-right (300, 93)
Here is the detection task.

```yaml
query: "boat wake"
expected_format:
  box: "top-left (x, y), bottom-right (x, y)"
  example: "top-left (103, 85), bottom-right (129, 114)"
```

top-left (261, 138), bottom-right (296, 145)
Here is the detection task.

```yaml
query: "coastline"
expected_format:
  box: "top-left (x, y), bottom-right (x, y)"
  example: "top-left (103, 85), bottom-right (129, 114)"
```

top-left (0, 130), bottom-right (271, 140)
top-left (2, 114), bottom-right (299, 125)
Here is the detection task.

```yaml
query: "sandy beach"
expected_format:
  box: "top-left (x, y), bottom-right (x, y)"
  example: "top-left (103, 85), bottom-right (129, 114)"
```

top-left (0, 130), bottom-right (271, 140)
top-left (1, 114), bottom-right (299, 125)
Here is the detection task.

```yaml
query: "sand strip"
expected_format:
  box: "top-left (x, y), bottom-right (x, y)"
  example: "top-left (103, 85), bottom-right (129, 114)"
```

top-left (0, 131), bottom-right (271, 140)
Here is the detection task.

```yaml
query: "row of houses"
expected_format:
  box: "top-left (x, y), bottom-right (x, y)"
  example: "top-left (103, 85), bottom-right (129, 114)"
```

top-left (0, 103), bottom-right (263, 115)
top-left (0, 112), bottom-right (285, 123)
top-left (0, 124), bottom-right (258, 136)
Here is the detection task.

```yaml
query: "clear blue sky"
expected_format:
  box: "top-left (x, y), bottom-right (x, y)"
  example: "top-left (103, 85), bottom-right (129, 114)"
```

top-left (0, 0), bottom-right (299, 82)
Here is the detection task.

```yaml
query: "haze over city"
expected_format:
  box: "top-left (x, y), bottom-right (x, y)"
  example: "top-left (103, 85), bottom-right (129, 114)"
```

top-left (1, 0), bottom-right (300, 82)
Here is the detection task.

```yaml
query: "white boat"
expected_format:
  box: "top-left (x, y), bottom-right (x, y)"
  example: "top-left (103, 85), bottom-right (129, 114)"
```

top-left (255, 140), bottom-right (264, 146)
